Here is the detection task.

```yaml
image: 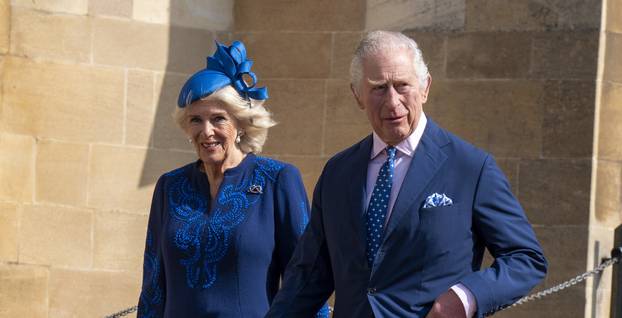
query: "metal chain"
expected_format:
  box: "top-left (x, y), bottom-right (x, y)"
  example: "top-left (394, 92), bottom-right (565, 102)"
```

top-left (105, 249), bottom-right (621, 317)
top-left (104, 305), bottom-right (137, 318)
top-left (507, 255), bottom-right (620, 309)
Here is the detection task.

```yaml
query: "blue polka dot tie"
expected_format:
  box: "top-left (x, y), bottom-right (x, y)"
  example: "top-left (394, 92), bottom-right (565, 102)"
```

top-left (365, 146), bottom-right (396, 268)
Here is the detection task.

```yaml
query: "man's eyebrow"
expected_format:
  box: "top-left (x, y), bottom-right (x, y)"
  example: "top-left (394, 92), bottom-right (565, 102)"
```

top-left (367, 79), bottom-right (387, 86)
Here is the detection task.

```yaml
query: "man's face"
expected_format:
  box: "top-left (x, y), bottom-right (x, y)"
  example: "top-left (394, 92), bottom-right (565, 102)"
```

top-left (352, 48), bottom-right (431, 145)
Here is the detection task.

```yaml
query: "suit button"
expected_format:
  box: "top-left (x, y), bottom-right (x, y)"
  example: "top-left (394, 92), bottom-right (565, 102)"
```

top-left (367, 287), bottom-right (377, 294)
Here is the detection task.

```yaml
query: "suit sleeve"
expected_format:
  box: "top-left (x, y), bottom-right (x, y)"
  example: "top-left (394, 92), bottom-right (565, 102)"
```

top-left (459, 156), bottom-right (547, 317)
top-left (267, 167), bottom-right (335, 317)
top-left (137, 177), bottom-right (167, 318)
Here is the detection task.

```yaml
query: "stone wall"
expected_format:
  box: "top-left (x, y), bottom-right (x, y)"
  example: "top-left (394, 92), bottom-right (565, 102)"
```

top-left (589, 0), bottom-right (622, 317)
top-left (0, 0), bottom-right (618, 317)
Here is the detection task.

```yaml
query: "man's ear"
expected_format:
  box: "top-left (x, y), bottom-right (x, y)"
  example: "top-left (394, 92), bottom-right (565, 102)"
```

top-left (350, 84), bottom-right (364, 110)
top-left (421, 74), bottom-right (432, 103)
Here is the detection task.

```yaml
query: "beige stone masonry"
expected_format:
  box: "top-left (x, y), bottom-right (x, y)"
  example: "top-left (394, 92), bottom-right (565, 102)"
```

top-left (89, 0), bottom-right (132, 18)
top-left (235, 0), bottom-right (363, 31)
top-left (0, 264), bottom-right (49, 318)
top-left (165, 26), bottom-right (215, 74)
top-left (324, 79), bottom-right (370, 156)
top-left (261, 79), bottom-right (325, 156)
top-left (2, 57), bottom-right (124, 143)
top-left (531, 31), bottom-right (599, 79)
top-left (19, 204), bottom-right (92, 268)
top-left (331, 32), bottom-right (363, 80)
top-left (133, 0), bottom-right (233, 31)
top-left (366, 0), bottom-right (464, 31)
top-left (93, 18), bottom-right (168, 70)
top-left (36, 140), bottom-right (89, 205)
top-left (88, 145), bottom-right (195, 212)
top-left (607, 0), bottom-right (622, 33)
top-left (12, 0), bottom-right (87, 15)
top-left (279, 156), bottom-right (327, 197)
top-left (595, 161), bottom-right (622, 225)
top-left (152, 72), bottom-right (192, 150)
top-left (604, 32), bottom-right (622, 83)
top-left (10, 7), bottom-right (91, 63)
top-left (234, 32), bottom-right (332, 79)
top-left (49, 268), bottom-right (140, 317)
top-left (598, 82), bottom-right (622, 159)
top-left (0, 202), bottom-right (18, 261)
top-left (93, 210), bottom-right (148, 271)
top-left (127, 70), bottom-right (155, 147)
top-left (0, 132), bottom-right (34, 201)
top-left (0, 0), bottom-right (8, 54)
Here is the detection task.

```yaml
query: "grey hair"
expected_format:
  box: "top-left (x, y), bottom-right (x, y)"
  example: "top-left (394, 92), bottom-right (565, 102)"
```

top-left (350, 31), bottom-right (429, 93)
top-left (173, 86), bottom-right (276, 154)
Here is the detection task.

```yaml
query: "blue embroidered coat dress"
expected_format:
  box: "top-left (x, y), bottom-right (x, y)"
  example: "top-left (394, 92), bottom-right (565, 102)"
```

top-left (138, 154), bottom-right (328, 318)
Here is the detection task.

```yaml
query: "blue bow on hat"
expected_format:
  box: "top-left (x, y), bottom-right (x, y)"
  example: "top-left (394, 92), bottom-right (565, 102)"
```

top-left (177, 41), bottom-right (268, 108)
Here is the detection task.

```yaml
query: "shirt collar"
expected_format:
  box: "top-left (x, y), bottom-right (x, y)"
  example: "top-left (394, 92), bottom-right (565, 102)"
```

top-left (371, 113), bottom-right (428, 159)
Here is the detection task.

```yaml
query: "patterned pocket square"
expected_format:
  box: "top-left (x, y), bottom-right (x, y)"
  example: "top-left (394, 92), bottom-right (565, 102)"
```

top-left (423, 193), bottom-right (453, 209)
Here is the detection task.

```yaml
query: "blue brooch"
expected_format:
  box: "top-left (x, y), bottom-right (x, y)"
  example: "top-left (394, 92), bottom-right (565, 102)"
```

top-left (177, 40), bottom-right (269, 108)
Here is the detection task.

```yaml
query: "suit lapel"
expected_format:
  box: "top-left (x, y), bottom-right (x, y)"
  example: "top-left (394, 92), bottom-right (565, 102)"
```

top-left (381, 121), bottom-right (449, 244)
top-left (347, 135), bottom-right (373, 253)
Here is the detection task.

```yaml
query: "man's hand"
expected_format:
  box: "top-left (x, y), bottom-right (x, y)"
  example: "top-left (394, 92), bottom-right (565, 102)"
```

top-left (425, 289), bottom-right (466, 318)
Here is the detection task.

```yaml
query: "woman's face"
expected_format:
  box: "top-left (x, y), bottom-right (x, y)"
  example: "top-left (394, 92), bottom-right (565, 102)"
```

top-left (185, 100), bottom-right (241, 167)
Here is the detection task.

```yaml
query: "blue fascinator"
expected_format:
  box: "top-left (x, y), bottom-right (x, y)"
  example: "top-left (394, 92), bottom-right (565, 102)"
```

top-left (177, 41), bottom-right (268, 108)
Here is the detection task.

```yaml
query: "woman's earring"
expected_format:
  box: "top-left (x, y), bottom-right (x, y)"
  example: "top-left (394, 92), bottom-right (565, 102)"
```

top-left (188, 138), bottom-right (193, 144)
top-left (236, 130), bottom-right (244, 144)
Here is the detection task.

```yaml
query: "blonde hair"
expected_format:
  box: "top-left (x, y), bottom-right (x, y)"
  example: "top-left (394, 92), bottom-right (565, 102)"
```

top-left (173, 86), bottom-right (276, 154)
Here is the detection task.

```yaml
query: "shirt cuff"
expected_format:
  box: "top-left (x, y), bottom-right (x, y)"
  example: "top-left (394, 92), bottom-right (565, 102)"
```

top-left (450, 283), bottom-right (477, 318)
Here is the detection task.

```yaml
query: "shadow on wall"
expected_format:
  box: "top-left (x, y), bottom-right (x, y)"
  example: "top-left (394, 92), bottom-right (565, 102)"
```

top-left (138, 1), bottom-right (234, 187)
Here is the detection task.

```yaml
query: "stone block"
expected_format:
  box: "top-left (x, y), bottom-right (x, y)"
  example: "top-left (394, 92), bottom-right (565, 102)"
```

top-left (93, 18), bottom-right (168, 70)
top-left (594, 161), bottom-right (622, 225)
top-left (166, 25), bottom-right (215, 74)
top-left (35, 140), bottom-right (89, 205)
top-left (89, 0), bottom-right (132, 18)
top-left (531, 31), bottom-right (598, 79)
top-left (0, 202), bottom-right (18, 261)
top-left (542, 81), bottom-right (595, 158)
top-left (324, 79), bottom-right (370, 156)
top-left (19, 204), bottom-right (92, 268)
top-left (366, 0), bottom-right (464, 31)
top-left (235, 0), bottom-right (363, 31)
top-left (465, 0), bottom-right (557, 31)
top-left (126, 70), bottom-right (155, 146)
top-left (604, 32), bottom-right (622, 83)
top-left (261, 79), bottom-right (325, 156)
top-left (0, 264), bottom-right (48, 318)
top-left (2, 57), bottom-right (124, 143)
top-left (88, 145), bottom-right (195, 212)
top-left (12, 0), bottom-right (87, 15)
top-left (94, 210), bottom-right (148, 271)
top-left (519, 159), bottom-right (591, 226)
top-left (169, 0), bottom-right (233, 31)
top-left (598, 82), bottom-right (622, 159)
top-left (233, 32), bottom-right (331, 79)
top-left (426, 80), bottom-right (544, 158)
top-left (552, 0), bottom-right (602, 30)
top-left (0, 0), bottom-right (8, 54)
top-left (133, 0), bottom-right (233, 31)
top-left (331, 32), bottom-right (363, 80)
top-left (152, 72), bottom-right (193, 150)
top-left (280, 156), bottom-right (328, 197)
top-left (402, 31), bottom-right (447, 80)
top-left (607, 0), bottom-right (622, 33)
top-left (447, 32), bottom-right (531, 79)
top-left (10, 7), bottom-right (91, 62)
top-left (49, 268), bottom-right (141, 317)
top-left (533, 226), bottom-right (588, 285)
top-left (0, 133), bottom-right (34, 201)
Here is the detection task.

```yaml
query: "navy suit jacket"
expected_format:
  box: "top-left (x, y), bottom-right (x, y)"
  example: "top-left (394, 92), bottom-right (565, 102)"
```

top-left (266, 119), bottom-right (547, 318)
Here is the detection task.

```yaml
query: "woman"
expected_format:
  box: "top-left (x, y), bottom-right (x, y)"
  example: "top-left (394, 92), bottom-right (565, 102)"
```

top-left (137, 41), bottom-right (329, 317)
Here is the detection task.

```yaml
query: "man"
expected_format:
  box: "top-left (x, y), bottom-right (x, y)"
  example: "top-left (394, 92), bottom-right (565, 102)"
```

top-left (266, 31), bottom-right (547, 318)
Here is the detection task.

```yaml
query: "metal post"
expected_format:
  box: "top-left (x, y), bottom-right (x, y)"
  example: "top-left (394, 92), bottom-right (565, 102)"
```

top-left (612, 225), bottom-right (622, 318)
